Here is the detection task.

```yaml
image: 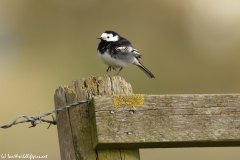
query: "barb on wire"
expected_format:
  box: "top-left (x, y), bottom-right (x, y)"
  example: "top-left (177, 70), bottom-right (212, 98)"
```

top-left (0, 99), bottom-right (89, 129)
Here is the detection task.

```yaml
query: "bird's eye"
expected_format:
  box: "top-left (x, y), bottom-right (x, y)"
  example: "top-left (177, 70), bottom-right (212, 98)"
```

top-left (107, 36), bottom-right (109, 38)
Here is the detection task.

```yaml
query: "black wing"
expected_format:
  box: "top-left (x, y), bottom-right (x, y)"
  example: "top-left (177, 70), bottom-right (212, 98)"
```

top-left (111, 37), bottom-right (142, 58)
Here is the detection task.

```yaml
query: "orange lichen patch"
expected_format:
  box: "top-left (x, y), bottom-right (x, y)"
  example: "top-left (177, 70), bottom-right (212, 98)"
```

top-left (113, 94), bottom-right (144, 108)
top-left (85, 77), bottom-right (98, 94)
top-left (67, 86), bottom-right (74, 94)
top-left (96, 76), bottom-right (104, 86)
top-left (81, 85), bottom-right (88, 93)
top-left (81, 76), bottom-right (104, 93)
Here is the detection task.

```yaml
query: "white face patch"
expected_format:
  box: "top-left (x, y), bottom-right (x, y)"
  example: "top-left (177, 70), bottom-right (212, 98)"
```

top-left (100, 33), bottom-right (119, 42)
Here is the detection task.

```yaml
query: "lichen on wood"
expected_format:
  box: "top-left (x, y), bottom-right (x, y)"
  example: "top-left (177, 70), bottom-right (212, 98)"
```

top-left (112, 94), bottom-right (144, 107)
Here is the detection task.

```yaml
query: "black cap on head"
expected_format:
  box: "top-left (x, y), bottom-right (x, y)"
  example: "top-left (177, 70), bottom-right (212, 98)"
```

top-left (104, 30), bottom-right (119, 36)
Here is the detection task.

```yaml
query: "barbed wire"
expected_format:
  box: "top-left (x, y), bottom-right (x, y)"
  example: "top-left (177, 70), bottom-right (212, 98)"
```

top-left (0, 99), bottom-right (89, 129)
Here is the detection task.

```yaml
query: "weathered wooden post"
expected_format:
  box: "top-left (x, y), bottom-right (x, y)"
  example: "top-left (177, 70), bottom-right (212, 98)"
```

top-left (54, 75), bottom-right (140, 160)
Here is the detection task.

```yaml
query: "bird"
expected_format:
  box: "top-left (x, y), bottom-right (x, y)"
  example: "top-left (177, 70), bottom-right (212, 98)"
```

top-left (97, 30), bottom-right (155, 78)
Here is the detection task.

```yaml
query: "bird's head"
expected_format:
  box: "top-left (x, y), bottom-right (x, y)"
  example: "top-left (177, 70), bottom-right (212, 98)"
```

top-left (97, 30), bottom-right (119, 42)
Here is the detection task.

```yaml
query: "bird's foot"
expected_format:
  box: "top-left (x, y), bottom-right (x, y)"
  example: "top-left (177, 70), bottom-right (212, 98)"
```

top-left (106, 66), bottom-right (111, 72)
top-left (106, 66), bottom-right (116, 72)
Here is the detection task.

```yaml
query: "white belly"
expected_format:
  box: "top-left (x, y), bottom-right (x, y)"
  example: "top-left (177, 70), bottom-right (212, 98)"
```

top-left (98, 51), bottom-right (131, 68)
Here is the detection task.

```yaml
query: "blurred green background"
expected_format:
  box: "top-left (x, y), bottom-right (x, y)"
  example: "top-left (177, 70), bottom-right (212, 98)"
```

top-left (1, 0), bottom-right (240, 159)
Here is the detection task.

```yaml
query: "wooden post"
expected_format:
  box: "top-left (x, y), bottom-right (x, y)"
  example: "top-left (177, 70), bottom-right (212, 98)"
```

top-left (90, 94), bottom-right (240, 149)
top-left (54, 75), bottom-right (140, 160)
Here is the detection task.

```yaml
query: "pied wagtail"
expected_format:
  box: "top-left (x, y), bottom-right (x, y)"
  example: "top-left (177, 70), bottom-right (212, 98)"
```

top-left (97, 30), bottom-right (155, 78)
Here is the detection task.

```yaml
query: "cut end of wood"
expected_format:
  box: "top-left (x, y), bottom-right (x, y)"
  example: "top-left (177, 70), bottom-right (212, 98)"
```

top-left (76, 75), bottom-right (133, 96)
top-left (54, 75), bottom-right (133, 99)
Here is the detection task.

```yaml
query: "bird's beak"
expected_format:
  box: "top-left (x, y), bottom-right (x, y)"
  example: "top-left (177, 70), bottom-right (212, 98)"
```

top-left (97, 37), bottom-right (101, 39)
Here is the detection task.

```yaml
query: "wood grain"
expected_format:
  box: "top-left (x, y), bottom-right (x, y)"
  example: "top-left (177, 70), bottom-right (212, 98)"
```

top-left (54, 75), bottom-right (139, 160)
top-left (91, 94), bottom-right (240, 149)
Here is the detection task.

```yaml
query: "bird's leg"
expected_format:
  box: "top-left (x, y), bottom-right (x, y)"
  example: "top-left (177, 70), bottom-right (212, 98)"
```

top-left (106, 66), bottom-right (111, 72)
top-left (107, 66), bottom-right (117, 73)
top-left (116, 67), bottom-right (123, 75)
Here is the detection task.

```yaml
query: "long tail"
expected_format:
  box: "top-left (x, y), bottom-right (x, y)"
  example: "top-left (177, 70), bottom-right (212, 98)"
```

top-left (136, 62), bottom-right (155, 78)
